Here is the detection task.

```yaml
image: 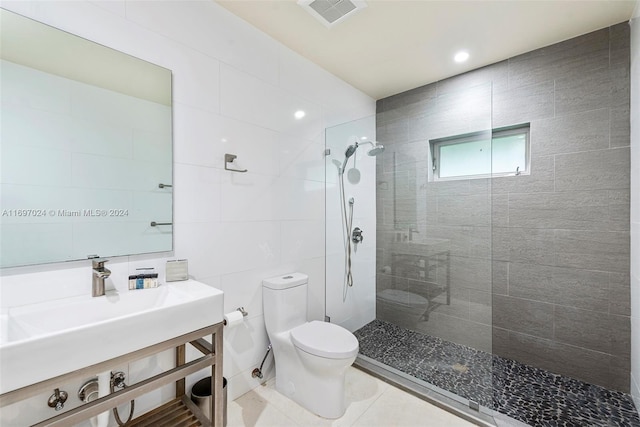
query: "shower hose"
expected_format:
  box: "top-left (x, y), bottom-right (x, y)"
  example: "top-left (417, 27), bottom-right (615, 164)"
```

top-left (339, 170), bottom-right (354, 302)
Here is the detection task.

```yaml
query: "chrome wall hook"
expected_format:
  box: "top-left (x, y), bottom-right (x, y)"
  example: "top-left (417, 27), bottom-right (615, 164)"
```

top-left (225, 153), bottom-right (248, 173)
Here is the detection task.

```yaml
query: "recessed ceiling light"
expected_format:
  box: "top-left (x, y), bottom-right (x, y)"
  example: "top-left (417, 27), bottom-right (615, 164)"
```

top-left (454, 51), bottom-right (469, 63)
top-left (294, 110), bottom-right (306, 119)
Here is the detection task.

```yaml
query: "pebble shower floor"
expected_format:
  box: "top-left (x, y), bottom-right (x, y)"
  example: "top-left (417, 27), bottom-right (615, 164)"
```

top-left (354, 320), bottom-right (640, 427)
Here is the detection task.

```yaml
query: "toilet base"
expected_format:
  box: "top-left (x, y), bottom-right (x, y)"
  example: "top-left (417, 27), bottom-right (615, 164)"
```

top-left (271, 332), bottom-right (356, 419)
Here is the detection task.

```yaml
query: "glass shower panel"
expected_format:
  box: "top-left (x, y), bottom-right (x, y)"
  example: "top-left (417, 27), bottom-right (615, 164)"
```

top-left (363, 82), bottom-right (493, 410)
top-left (324, 115), bottom-right (377, 333)
top-left (422, 83), bottom-right (493, 407)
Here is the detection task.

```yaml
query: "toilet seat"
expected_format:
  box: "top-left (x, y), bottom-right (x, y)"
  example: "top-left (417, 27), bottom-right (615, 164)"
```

top-left (291, 321), bottom-right (359, 359)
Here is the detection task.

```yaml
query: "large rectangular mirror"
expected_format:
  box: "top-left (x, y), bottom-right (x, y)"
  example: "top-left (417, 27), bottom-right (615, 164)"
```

top-left (0, 9), bottom-right (173, 268)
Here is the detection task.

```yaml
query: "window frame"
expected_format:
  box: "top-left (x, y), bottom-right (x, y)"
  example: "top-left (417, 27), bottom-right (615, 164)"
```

top-left (430, 124), bottom-right (530, 182)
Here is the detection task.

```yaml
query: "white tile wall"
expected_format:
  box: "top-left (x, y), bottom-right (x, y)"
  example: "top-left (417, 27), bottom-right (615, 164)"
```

top-left (630, 9), bottom-right (640, 413)
top-left (2, 106), bottom-right (72, 151)
top-left (0, 223), bottom-right (74, 267)
top-left (0, 59), bottom-right (71, 113)
top-left (220, 64), bottom-right (324, 141)
top-left (173, 163), bottom-right (222, 223)
top-left (1, 144), bottom-right (72, 186)
top-left (0, 0), bottom-right (374, 424)
top-left (124, 0), bottom-right (280, 87)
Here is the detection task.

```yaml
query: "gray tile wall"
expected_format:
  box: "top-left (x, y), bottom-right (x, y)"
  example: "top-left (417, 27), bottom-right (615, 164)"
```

top-left (375, 23), bottom-right (630, 392)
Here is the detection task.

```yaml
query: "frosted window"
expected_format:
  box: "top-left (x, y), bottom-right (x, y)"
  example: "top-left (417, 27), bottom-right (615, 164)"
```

top-left (432, 125), bottom-right (529, 180)
top-left (491, 133), bottom-right (527, 174)
top-left (439, 138), bottom-right (491, 178)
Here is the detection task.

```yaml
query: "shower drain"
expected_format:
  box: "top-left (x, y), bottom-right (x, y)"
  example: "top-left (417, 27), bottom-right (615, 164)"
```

top-left (452, 363), bottom-right (469, 374)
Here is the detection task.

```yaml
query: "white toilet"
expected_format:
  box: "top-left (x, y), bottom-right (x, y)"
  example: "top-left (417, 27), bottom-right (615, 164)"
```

top-left (262, 272), bottom-right (359, 419)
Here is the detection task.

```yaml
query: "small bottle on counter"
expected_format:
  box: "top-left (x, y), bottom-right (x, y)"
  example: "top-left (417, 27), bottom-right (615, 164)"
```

top-left (128, 268), bottom-right (159, 289)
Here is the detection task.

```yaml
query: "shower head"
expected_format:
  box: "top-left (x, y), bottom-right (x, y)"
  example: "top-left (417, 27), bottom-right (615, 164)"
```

top-left (359, 140), bottom-right (385, 156)
top-left (367, 144), bottom-right (385, 156)
top-left (338, 140), bottom-right (383, 174)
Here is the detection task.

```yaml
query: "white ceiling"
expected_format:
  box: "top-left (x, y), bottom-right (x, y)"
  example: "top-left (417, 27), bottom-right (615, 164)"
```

top-left (216, 0), bottom-right (638, 100)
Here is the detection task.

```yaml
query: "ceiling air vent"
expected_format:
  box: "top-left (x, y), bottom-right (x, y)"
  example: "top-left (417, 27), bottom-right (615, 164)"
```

top-left (298, 0), bottom-right (367, 28)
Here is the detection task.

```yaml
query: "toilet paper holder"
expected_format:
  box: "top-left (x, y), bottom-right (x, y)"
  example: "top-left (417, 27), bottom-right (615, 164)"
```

top-left (223, 307), bottom-right (248, 325)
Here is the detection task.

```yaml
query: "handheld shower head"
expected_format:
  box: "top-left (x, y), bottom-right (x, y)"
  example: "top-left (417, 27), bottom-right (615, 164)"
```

top-left (344, 144), bottom-right (358, 159)
top-left (340, 144), bottom-right (358, 173)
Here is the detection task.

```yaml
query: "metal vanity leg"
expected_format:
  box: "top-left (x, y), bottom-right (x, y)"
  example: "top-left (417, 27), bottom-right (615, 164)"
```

top-left (212, 326), bottom-right (224, 427)
top-left (176, 344), bottom-right (186, 397)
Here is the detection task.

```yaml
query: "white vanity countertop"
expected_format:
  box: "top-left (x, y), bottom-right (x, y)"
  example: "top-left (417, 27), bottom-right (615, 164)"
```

top-left (0, 279), bottom-right (223, 395)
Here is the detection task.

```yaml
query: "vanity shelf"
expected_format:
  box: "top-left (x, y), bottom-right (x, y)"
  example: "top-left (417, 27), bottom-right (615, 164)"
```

top-left (0, 322), bottom-right (224, 427)
top-left (127, 397), bottom-right (203, 427)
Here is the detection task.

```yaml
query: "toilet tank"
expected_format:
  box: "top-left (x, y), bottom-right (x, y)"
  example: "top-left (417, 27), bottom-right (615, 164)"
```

top-left (263, 273), bottom-right (308, 334)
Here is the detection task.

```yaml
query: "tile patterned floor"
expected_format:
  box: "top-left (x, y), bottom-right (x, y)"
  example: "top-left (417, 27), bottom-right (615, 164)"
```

top-left (228, 367), bottom-right (475, 426)
top-left (355, 319), bottom-right (640, 427)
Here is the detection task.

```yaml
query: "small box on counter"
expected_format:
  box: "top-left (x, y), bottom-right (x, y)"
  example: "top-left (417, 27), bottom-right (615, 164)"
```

top-left (166, 259), bottom-right (188, 282)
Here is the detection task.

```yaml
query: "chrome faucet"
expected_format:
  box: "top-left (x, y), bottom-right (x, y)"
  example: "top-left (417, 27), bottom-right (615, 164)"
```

top-left (92, 259), bottom-right (111, 297)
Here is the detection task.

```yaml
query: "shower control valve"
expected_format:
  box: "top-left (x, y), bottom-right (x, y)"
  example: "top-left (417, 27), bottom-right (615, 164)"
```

top-left (352, 227), bottom-right (363, 244)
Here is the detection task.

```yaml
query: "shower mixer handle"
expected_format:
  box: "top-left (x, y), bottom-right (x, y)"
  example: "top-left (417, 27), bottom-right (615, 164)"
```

top-left (352, 227), bottom-right (363, 244)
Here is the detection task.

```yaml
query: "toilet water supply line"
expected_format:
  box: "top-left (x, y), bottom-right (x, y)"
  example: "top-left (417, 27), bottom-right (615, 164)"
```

top-left (339, 168), bottom-right (355, 302)
top-left (85, 372), bottom-right (134, 427)
top-left (111, 372), bottom-right (134, 426)
top-left (251, 344), bottom-right (273, 379)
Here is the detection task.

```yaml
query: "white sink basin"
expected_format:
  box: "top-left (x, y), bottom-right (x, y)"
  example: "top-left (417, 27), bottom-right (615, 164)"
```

top-left (0, 280), bottom-right (223, 394)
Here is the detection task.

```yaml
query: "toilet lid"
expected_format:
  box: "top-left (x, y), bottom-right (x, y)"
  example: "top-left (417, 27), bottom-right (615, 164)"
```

top-left (290, 321), bottom-right (359, 359)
